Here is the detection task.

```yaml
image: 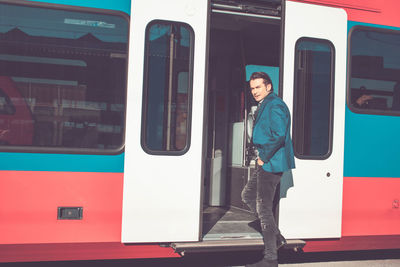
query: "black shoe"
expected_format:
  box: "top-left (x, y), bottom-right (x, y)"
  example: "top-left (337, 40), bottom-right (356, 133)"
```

top-left (276, 233), bottom-right (287, 249)
top-left (248, 219), bottom-right (262, 232)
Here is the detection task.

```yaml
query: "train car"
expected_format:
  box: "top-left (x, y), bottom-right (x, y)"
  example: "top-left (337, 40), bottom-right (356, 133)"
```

top-left (0, 0), bottom-right (399, 263)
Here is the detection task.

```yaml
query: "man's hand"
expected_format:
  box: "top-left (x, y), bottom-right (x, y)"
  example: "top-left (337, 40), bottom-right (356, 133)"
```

top-left (356, 94), bottom-right (373, 106)
top-left (257, 158), bottom-right (264, 166)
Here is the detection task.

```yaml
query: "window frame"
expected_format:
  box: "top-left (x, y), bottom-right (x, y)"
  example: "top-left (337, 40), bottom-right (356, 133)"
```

top-left (0, 1), bottom-right (129, 155)
top-left (347, 25), bottom-right (400, 117)
top-left (140, 20), bottom-right (194, 156)
top-left (292, 37), bottom-right (335, 160)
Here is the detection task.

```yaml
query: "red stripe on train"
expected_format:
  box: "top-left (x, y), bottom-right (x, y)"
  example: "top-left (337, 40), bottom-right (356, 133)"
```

top-left (0, 171), bottom-right (123, 244)
top-left (290, 0), bottom-right (400, 28)
top-left (304, 176), bottom-right (400, 252)
top-left (342, 176), bottom-right (400, 237)
top-left (0, 243), bottom-right (179, 263)
top-left (303, 235), bottom-right (400, 252)
top-left (0, 171), bottom-right (181, 262)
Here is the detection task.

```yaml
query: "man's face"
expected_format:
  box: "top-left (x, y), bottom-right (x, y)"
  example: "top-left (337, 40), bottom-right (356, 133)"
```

top-left (250, 78), bottom-right (271, 102)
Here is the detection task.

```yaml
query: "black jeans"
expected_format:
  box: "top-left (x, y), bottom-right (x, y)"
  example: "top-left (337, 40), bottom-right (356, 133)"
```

top-left (241, 165), bottom-right (282, 260)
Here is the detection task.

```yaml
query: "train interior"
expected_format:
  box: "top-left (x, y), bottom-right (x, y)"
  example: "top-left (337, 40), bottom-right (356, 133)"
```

top-left (202, 8), bottom-right (281, 242)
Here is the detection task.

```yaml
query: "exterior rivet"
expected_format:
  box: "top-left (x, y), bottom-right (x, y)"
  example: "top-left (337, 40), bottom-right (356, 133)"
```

top-left (393, 199), bottom-right (399, 209)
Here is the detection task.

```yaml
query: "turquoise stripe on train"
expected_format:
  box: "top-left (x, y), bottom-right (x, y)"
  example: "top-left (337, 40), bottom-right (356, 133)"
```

top-left (25, 0), bottom-right (131, 14)
top-left (344, 21), bottom-right (400, 178)
top-left (0, 152), bottom-right (124, 172)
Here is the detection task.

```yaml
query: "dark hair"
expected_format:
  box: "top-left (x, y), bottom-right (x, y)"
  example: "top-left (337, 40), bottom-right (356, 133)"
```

top-left (249, 71), bottom-right (274, 91)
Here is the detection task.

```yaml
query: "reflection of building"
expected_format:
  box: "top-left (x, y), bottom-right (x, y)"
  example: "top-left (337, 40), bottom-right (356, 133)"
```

top-left (16, 79), bottom-right (100, 147)
top-left (0, 76), bottom-right (33, 145)
top-left (0, 20), bottom-right (127, 150)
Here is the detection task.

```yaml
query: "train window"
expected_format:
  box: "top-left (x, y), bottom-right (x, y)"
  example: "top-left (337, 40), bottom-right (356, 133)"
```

top-left (141, 21), bottom-right (193, 154)
top-left (349, 26), bottom-right (400, 115)
top-left (0, 3), bottom-right (128, 152)
top-left (293, 38), bottom-right (334, 159)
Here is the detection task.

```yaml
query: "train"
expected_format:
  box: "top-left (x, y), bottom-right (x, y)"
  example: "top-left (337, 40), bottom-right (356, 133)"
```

top-left (0, 0), bottom-right (400, 263)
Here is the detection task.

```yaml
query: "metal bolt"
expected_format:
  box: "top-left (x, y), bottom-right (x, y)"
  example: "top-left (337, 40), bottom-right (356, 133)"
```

top-left (393, 199), bottom-right (399, 209)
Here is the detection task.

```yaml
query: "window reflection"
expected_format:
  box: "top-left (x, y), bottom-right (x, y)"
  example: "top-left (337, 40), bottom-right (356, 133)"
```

top-left (350, 28), bottom-right (400, 114)
top-left (0, 3), bottom-right (128, 150)
top-left (142, 21), bottom-right (192, 154)
top-left (293, 39), bottom-right (334, 158)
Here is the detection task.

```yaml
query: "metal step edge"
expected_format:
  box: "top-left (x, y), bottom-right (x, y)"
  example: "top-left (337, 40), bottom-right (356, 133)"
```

top-left (171, 239), bottom-right (306, 254)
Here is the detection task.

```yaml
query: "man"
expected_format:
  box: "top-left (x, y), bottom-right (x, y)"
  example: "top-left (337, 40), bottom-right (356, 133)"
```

top-left (242, 71), bottom-right (295, 267)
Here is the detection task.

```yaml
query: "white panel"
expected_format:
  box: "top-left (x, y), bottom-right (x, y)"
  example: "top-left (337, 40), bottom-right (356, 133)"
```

top-left (279, 1), bottom-right (347, 238)
top-left (122, 0), bottom-right (208, 242)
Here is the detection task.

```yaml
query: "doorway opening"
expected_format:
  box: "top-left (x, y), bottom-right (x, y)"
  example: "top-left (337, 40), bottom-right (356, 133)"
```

top-left (202, 10), bottom-right (282, 241)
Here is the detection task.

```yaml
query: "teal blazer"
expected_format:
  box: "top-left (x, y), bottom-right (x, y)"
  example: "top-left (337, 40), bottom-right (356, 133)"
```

top-left (253, 92), bottom-right (295, 173)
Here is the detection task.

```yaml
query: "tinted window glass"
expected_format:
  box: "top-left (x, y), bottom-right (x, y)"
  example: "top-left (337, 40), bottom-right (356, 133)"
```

top-left (349, 27), bottom-right (400, 114)
top-left (293, 39), bottom-right (334, 158)
top-left (142, 21), bottom-right (193, 154)
top-left (0, 3), bottom-right (128, 151)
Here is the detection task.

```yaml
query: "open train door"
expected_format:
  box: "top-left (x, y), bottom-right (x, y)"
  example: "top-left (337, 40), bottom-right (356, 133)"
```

top-left (122, 0), bottom-right (209, 242)
top-left (279, 1), bottom-right (347, 238)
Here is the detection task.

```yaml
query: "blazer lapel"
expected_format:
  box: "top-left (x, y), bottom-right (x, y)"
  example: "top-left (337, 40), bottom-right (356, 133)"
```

top-left (255, 94), bottom-right (271, 125)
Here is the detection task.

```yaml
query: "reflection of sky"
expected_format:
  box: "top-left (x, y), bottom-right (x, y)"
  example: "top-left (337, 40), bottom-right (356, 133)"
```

top-left (0, 3), bottom-right (128, 43)
top-left (352, 30), bottom-right (400, 69)
top-left (297, 40), bottom-right (331, 52)
top-left (246, 65), bottom-right (279, 92)
top-left (149, 24), bottom-right (190, 47)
